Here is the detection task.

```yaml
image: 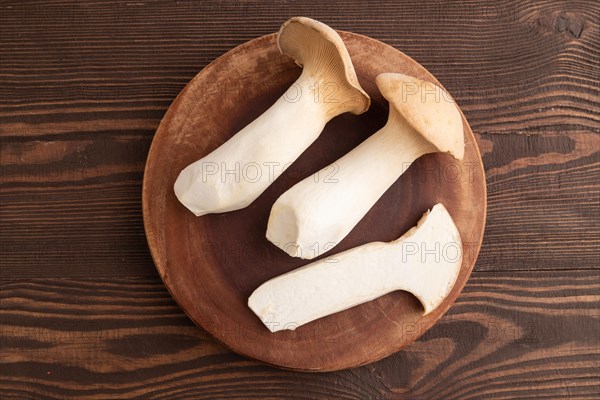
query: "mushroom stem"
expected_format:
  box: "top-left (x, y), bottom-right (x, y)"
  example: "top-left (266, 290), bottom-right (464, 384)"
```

top-left (174, 17), bottom-right (369, 216)
top-left (267, 113), bottom-right (435, 258)
top-left (175, 74), bottom-right (328, 216)
top-left (267, 73), bottom-right (464, 259)
top-left (250, 204), bottom-right (462, 333)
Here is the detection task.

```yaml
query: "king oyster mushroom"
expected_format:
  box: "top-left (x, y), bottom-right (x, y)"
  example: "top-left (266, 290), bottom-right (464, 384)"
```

top-left (250, 204), bottom-right (462, 332)
top-left (267, 73), bottom-right (464, 259)
top-left (174, 17), bottom-right (370, 216)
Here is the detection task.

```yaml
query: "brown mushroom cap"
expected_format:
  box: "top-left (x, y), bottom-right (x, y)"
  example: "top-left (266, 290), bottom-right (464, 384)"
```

top-left (278, 17), bottom-right (370, 116)
top-left (376, 73), bottom-right (464, 160)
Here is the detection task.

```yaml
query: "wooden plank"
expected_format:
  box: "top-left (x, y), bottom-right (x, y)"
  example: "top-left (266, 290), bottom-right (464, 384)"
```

top-left (1, 270), bottom-right (598, 399)
top-left (1, 129), bottom-right (597, 278)
top-left (1, 1), bottom-right (598, 135)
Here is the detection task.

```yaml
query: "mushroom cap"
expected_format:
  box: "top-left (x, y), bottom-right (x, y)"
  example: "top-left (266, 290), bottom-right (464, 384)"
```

top-left (376, 73), bottom-right (464, 160)
top-left (278, 17), bottom-right (370, 115)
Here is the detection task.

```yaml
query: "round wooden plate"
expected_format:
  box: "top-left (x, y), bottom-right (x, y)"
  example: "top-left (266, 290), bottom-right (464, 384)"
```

top-left (142, 31), bottom-right (486, 371)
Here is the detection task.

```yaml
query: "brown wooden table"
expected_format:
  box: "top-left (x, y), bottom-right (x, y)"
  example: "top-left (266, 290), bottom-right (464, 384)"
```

top-left (1, 1), bottom-right (599, 398)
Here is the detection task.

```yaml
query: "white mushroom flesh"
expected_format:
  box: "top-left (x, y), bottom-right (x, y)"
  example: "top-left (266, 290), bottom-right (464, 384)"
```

top-left (250, 204), bottom-right (462, 332)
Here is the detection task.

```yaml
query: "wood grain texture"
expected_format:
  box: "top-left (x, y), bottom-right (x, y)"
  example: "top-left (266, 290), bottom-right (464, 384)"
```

top-left (1, 0), bottom-right (598, 278)
top-left (1, 0), bottom-right (599, 396)
top-left (1, 271), bottom-right (598, 399)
